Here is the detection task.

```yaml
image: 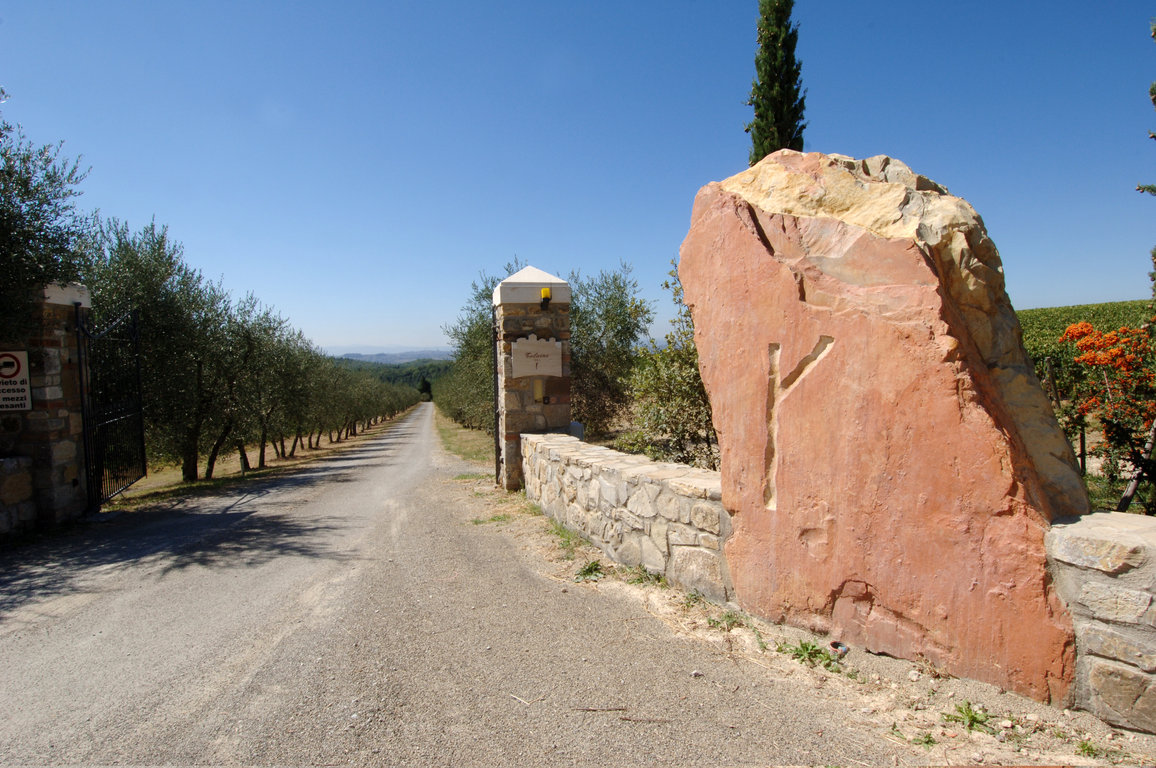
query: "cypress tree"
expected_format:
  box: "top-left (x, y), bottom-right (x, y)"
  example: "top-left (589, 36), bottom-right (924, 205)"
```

top-left (1143, 22), bottom-right (1154, 297)
top-left (744, 0), bottom-right (807, 165)
top-left (1140, 21), bottom-right (1155, 198)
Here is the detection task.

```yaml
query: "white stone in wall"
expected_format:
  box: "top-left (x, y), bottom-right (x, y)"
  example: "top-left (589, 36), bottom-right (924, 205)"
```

top-left (656, 493), bottom-right (680, 521)
top-left (650, 518), bottom-right (669, 556)
top-left (668, 523), bottom-right (699, 547)
top-left (1086, 658), bottom-right (1156, 733)
top-left (1079, 582), bottom-right (1153, 625)
top-left (1080, 625), bottom-right (1156, 673)
top-left (598, 476), bottom-right (621, 507)
top-left (639, 535), bottom-right (665, 572)
top-left (669, 548), bottom-right (729, 603)
top-left (691, 503), bottom-right (722, 535)
top-left (626, 490), bottom-right (656, 519)
top-left (1047, 514), bottom-right (1149, 574)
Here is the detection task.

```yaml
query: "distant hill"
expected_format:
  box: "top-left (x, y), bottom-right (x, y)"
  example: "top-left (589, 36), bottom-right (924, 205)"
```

top-left (334, 356), bottom-right (452, 391)
top-left (342, 350), bottom-right (452, 365)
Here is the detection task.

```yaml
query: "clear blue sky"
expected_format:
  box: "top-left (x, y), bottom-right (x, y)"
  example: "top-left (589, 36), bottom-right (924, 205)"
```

top-left (2, 1), bottom-right (1153, 352)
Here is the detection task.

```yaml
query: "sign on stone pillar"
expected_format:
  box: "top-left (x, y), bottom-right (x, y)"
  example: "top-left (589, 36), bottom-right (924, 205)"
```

top-left (0, 351), bottom-right (32, 412)
top-left (511, 335), bottom-right (562, 378)
top-left (492, 266), bottom-right (572, 491)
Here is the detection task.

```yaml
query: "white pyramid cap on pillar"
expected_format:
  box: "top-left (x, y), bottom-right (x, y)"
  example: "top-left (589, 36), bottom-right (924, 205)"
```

top-left (492, 266), bottom-right (571, 305)
top-left (43, 282), bottom-right (91, 307)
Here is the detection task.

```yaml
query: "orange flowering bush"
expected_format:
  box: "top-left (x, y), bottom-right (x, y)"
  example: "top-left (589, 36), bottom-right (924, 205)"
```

top-left (1061, 318), bottom-right (1156, 510)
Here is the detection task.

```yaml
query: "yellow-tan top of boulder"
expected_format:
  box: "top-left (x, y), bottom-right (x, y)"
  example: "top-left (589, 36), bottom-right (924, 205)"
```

top-left (721, 150), bottom-right (984, 258)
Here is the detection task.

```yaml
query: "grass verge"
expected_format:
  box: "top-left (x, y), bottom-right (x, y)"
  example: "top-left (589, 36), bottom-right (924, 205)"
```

top-left (434, 406), bottom-right (495, 464)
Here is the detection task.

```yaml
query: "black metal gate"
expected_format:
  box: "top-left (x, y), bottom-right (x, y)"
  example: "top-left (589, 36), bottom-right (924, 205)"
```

top-left (76, 306), bottom-right (146, 510)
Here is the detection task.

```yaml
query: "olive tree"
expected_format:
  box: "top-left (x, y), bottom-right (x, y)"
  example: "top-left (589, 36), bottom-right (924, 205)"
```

top-left (621, 262), bottom-right (717, 468)
top-left (0, 88), bottom-right (91, 341)
top-left (568, 264), bottom-right (653, 436)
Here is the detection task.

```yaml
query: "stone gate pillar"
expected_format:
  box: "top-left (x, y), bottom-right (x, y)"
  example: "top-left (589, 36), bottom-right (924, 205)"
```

top-left (492, 267), bottom-right (571, 491)
top-left (0, 284), bottom-right (90, 535)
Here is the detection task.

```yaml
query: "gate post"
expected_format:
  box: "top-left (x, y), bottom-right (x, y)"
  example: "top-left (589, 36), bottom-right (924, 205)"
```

top-left (492, 267), bottom-right (571, 491)
top-left (0, 285), bottom-right (90, 534)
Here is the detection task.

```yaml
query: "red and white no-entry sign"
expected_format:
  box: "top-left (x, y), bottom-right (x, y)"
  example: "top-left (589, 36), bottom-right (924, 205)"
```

top-left (0, 352), bottom-right (23, 379)
top-left (0, 351), bottom-right (31, 411)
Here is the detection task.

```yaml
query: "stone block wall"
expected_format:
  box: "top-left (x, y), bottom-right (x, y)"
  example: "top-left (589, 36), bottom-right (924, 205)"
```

top-left (0, 285), bottom-right (89, 535)
top-left (1047, 513), bottom-right (1156, 733)
top-left (521, 433), bottom-right (732, 602)
top-left (0, 457), bottom-right (36, 534)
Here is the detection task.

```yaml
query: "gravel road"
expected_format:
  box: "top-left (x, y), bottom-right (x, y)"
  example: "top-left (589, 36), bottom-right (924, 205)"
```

top-left (1, 403), bottom-right (1148, 766)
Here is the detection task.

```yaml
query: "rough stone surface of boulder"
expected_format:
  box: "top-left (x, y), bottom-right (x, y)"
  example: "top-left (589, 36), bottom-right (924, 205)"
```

top-left (679, 149), bottom-right (1088, 703)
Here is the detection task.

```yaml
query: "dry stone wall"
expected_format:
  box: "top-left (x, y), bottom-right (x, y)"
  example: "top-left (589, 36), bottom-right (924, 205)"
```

top-left (521, 434), bottom-right (732, 602)
top-left (1047, 513), bottom-right (1156, 733)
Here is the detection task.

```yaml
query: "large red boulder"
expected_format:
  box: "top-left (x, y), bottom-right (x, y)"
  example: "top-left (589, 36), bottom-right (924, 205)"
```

top-left (679, 150), bottom-right (1087, 702)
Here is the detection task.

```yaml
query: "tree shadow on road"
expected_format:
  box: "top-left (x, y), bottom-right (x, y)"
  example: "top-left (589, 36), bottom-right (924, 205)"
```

top-left (0, 477), bottom-right (356, 621)
top-left (0, 417), bottom-right (419, 621)
top-left (155, 510), bottom-right (352, 574)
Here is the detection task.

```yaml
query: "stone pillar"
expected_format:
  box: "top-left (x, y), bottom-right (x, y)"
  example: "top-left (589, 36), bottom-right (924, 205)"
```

top-left (493, 266), bottom-right (571, 491)
top-left (0, 284), bottom-right (90, 534)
